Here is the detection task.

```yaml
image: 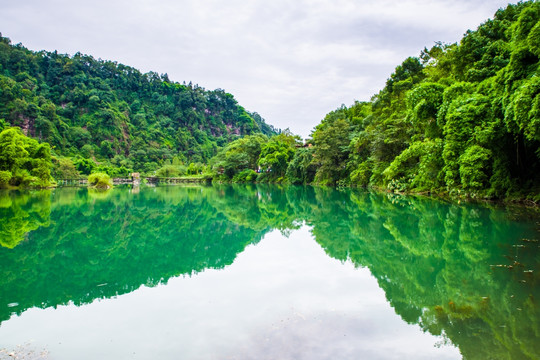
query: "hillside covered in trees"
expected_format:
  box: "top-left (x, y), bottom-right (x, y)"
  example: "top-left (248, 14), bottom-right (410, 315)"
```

top-left (0, 2), bottom-right (539, 202)
top-left (210, 1), bottom-right (539, 201)
top-left (0, 34), bottom-right (277, 177)
top-left (307, 1), bottom-right (540, 200)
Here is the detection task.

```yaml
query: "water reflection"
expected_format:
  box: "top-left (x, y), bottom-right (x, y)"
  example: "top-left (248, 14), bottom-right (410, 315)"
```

top-left (309, 189), bottom-right (540, 359)
top-left (0, 185), bottom-right (538, 359)
top-left (0, 186), bottom-right (267, 324)
top-left (0, 190), bottom-right (51, 248)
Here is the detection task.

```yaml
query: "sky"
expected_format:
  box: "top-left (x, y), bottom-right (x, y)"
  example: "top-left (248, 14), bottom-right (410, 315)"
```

top-left (0, 0), bottom-right (516, 139)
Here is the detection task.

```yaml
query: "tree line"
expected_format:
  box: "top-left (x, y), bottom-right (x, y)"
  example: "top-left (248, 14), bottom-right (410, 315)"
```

top-left (0, 1), bottom-right (539, 201)
top-left (212, 1), bottom-right (540, 201)
top-left (0, 33), bottom-right (277, 185)
top-left (204, 2), bottom-right (539, 201)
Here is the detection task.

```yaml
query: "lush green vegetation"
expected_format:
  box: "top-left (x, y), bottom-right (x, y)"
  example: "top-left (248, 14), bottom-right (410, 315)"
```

top-left (0, 34), bottom-right (277, 181)
top-left (0, 127), bottom-right (54, 187)
top-left (307, 2), bottom-right (540, 200)
top-left (210, 2), bottom-right (540, 202)
top-left (87, 172), bottom-right (112, 189)
top-left (209, 131), bottom-right (301, 183)
top-left (1, 2), bottom-right (539, 200)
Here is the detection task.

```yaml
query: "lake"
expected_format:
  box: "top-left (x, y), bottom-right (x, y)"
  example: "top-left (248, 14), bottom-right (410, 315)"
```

top-left (0, 184), bottom-right (538, 359)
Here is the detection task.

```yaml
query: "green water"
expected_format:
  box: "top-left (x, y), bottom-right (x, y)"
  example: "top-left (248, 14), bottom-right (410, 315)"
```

top-left (0, 185), bottom-right (538, 359)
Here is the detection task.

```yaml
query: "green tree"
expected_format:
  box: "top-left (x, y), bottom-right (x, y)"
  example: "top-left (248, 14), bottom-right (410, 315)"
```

top-left (51, 157), bottom-right (81, 179)
top-left (286, 147), bottom-right (316, 184)
top-left (88, 172), bottom-right (113, 189)
top-left (0, 34), bottom-right (278, 172)
top-left (258, 138), bottom-right (295, 180)
top-left (0, 127), bottom-right (53, 187)
top-left (211, 134), bottom-right (268, 179)
top-left (312, 118), bottom-right (351, 185)
top-left (0, 171), bottom-right (11, 187)
top-left (310, 1), bottom-right (540, 199)
top-left (156, 165), bottom-right (182, 177)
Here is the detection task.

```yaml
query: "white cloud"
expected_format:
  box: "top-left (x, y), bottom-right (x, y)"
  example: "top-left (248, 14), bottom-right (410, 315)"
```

top-left (0, 0), bottom-right (514, 138)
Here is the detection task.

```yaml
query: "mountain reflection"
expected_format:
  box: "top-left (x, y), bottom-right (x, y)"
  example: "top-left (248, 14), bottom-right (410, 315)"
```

top-left (0, 185), bottom-right (538, 359)
top-left (0, 186), bottom-right (267, 323)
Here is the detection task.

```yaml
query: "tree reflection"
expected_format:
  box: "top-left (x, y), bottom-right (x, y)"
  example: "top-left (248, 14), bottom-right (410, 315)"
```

top-left (308, 189), bottom-right (539, 359)
top-left (0, 186), bottom-right (267, 323)
top-left (0, 185), bottom-right (538, 358)
top-left (0, 190), bottom-right (51, 248)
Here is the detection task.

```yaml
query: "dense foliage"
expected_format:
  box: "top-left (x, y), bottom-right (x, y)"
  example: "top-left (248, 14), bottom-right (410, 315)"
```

top-left (0, 34), bottom-right (277, 177)
top-left (210, 131), bottom-right (301, 183)
top-left (0, 127), bottom-right (53, 187)
top-left (308, 2), bottom-right (540, 200)
top-left (205, 2), bottom-right (540, 201)
top-left (87, 172), bottom-right (112, 189)
top-left (1, 2), bottom-right (539, 200)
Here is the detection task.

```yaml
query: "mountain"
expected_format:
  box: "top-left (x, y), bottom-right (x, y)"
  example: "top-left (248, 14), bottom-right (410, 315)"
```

top-left (0, 34), bottom-right (278, 173)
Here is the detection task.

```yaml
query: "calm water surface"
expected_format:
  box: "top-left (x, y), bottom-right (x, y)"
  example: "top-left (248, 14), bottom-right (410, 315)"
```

top-left (0, 185), bottom-right (538, 359)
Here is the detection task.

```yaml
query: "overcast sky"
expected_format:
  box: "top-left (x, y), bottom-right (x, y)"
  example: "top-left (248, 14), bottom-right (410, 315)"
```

top-left (0, 0), bottom-right (515, 138)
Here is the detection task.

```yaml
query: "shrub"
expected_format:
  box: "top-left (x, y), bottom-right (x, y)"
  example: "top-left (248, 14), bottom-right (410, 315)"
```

top-left (52, 157), bottom-right (80, 179)
top-left (383, 139), bottom-right (444, 191)
top-left (88, 172), bottom-right (113, 189)
top-left (0, 171), bottom-right (11, 187)
top-left (232, 169), bottom-right (257, 183)
top-left (156, 165), bottom-right (180, 178)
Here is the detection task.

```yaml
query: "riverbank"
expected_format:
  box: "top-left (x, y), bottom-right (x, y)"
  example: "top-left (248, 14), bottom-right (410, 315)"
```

top-left (210, 179), bottom-right (540, 208)
top-left (8, 176), bottom-right (538, 208)
top-left (365, 185), bottom-right (540, 208)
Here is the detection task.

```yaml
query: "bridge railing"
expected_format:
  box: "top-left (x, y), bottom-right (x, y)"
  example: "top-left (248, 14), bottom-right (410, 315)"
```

top-left (56, 176), bottom-right (212, 186)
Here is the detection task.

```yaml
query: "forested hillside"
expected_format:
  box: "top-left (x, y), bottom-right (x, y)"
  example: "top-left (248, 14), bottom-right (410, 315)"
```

top-left (0, 1), bottom-right (539, 201)
top-left (0, 34), bottom-right (277, 175)
top-left (307, 1), bottom-right (540, 200)
top-left (207, 2), bottom-right (539, 201)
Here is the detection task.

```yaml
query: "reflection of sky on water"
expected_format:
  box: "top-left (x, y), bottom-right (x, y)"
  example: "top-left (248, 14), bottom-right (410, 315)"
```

top-left (0, 227), bottom-right (459, 359)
